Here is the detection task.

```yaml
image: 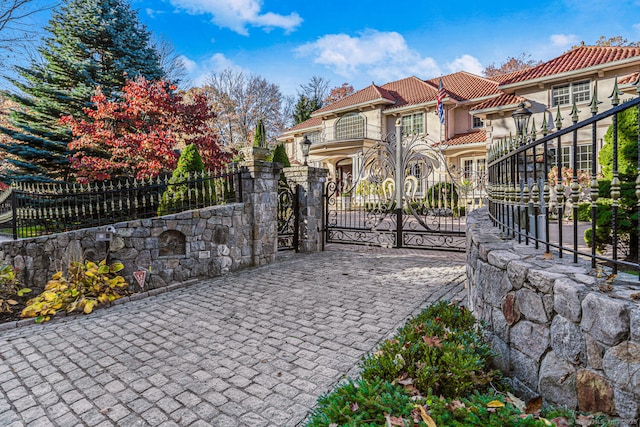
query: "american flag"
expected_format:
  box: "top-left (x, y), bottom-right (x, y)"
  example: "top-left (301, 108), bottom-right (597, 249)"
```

top-left (436, 77), bottom-right (445, 125)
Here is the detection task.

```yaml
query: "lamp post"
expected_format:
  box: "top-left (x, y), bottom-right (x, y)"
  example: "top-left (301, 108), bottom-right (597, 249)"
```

top-left (511, 102), bottom-right (532, 144)
top-left (300, 135), bottom-right (312, 166)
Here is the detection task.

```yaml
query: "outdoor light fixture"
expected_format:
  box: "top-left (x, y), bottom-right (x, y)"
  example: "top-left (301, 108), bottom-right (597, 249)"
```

top-left (300, 135), bottom-right (312, 166)
top-left (511, 102), bottom-right (532, 143)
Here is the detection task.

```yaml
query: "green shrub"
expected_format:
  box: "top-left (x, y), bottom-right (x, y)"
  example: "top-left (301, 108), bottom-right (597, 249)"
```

top-left (0, 265), bottom-right (31, 314)
top-left (158, 144), bottom-right (214, 216)
top-left (305, 378), bottom-right (418, 427)
top-left (574, 202), bottom-right (591, 221)
top-left (426, 392), bottom-right (549, 427)
top-left (360, 301), bottom-right (496, 398)
top-left (271, 143), bottom-right (290, 168)
top-left (427, 182), bottom-right (459, 208)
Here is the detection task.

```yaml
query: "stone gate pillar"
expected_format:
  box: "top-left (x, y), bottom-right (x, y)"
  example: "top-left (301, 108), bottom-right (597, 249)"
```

top-left (240, 147), bottom-right (281, 266)
top-left (283, 166), bottom-right (328, 253)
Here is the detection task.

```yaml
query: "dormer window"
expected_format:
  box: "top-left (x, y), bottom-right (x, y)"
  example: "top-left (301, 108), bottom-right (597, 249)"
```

top-left (401, 113), bottom-right (424, 136)
top-left (472, 116), bottom-right (484, 128)
top-left (552, 80), bottom-right (590, 106)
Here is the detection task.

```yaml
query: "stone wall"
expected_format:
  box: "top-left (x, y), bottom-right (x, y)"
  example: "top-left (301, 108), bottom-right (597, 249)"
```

top-left (466, 208), bottom-right (640, 427)
top-left (0, 156), bottom-right (282, 293)
top-left (0, 203), bottom-right (254, 292)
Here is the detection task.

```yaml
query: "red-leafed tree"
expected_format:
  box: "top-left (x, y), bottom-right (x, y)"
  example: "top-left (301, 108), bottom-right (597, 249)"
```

top-left (324, 83), bottom-right (354, 105)
top-left (61, 76), bottom-right (231, 182)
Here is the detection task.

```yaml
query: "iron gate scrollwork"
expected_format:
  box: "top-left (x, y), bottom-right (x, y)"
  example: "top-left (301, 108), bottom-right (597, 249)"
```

top-left (325, 120), bottom-right (486, 251)
top-left (277, 179), bottom-right (300, 251)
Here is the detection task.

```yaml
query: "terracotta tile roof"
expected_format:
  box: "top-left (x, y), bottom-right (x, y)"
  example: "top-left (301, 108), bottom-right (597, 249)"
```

top-left (470, 93), bottom-right (527, 111)
top-left (499, 46), bottom-right (640, 86)
top-left (284, 117), bottom-right (322, 133)
top-left (620, 71), bottom-right (639, 85)
top-left (438, 130), bottom-right (486, 147)
top-left (487, 68), bottom-right (532, 84)
top-left (312, 83), bottom-right (395, 116)
top-left (379, 76), bottom-right (437, 110)
top-left (425, 72), bottom-right (501, 102)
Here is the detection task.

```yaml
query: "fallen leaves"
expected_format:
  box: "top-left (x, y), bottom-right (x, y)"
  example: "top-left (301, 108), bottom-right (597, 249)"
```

top-left (542, 252), bottom-right (553, 260)
top-left (575, 414), bottom-right (595, 427)
top-left (631, 292), bottom-right (640, 300)
top-left (413, 405), bottom-right (437, 427)
top-left (422, 335), bottom-right (443, 348)
top-left (525, 396), bottom-right (542, 415)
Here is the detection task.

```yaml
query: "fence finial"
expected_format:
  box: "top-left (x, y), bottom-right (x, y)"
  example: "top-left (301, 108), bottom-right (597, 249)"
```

top-left (570, 100), bottom-right (580, 124)
top-left (609, 76), bottom-right (622, 106)
top-left (554, 104), bottom-right (564, 130)
top-left (589, 81), bottom-right (601, 114)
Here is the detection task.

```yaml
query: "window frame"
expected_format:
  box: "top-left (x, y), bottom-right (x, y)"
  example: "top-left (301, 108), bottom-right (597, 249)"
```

top-left (401, 112), bottom-right (425, 136)
top-left (335, 113), bottom-right (365, 141)
top-left (472, 115), bottom-right (484, 129)
top-left (551, 80), bottom-right (591, 107)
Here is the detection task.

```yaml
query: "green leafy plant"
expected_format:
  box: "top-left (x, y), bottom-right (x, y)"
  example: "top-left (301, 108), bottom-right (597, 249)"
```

top-left (21, 259), bottom-right (128, 323)
top-left (0, 265), bottom-right (31, 314)
top-left (305, 378), bottom-right (420, 427)
top-left (427, 182), bottom-right (459, 209)
top-left (360, 301), bottom-right (496, 398)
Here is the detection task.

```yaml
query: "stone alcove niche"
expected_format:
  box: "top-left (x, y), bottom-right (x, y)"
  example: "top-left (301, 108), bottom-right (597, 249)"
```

top-left (159, 230), bottom-right (186, 257)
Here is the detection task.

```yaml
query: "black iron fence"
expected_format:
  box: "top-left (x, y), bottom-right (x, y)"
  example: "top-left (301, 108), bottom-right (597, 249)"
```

top-left (0, 168), bottom-right (241, 239)
top-left (488, 79), bottom-right (640, 279)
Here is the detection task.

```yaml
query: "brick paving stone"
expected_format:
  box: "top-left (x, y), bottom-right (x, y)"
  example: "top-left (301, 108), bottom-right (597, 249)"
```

top-left (0, 245), bottom-right (465, 426)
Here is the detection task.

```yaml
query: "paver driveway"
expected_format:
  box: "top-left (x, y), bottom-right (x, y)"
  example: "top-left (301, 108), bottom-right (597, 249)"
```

top-left (0, 245), bottom-right (466, 427)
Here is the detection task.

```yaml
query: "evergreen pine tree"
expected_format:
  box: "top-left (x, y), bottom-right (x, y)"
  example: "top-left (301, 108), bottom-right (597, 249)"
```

top-left (0, 0), bottom-right (164, 183)
top-left (293, 95), bottom-right (321, 125)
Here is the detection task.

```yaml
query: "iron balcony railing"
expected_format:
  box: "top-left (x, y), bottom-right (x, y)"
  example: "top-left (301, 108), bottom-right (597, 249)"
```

top-left (0, 167), bottom-right (241, 240)
top-left (308, 124), bottom-right (385, 145)
top-left (487, 78), bottom-right (640, 279)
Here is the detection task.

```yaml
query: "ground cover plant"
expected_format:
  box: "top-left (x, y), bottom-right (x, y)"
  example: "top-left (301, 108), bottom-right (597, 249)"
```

top-left (0, 264), bottom-right (31, 322)
top-left (306, 301), bottom-right (615, 427)
top-left (21, 259), bottom-right (128, 323)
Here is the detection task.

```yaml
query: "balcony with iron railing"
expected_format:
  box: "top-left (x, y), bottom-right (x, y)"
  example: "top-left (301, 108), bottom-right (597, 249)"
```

top-left (307, 123), bottom-right (385, 146)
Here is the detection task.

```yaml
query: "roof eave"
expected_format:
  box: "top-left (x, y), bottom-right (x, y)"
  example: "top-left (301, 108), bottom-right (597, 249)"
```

top-left (311, 99), bottom-right (395, 118)
top-left (383, 100), bottom-right (435, 114)
top-left (499, 56), bottom-right (640, 90)
top-left (471, 102), bottom-right (522, 116)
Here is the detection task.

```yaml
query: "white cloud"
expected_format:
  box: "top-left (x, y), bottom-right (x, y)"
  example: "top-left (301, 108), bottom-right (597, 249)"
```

top-left (445, 55), bottom-right (483, 75)
top-left (167, 0), bottom-right (302, 35)
top-left (145, 8), bottom-right (165, 19)
top-left (181, 53), bottom-right (249, 86)
top-left (633, 23), bottom-right (640, 31)
top-left (296, 30), bottom-right (441, 82)
top-left (550, 34), bottom-right (579, 48)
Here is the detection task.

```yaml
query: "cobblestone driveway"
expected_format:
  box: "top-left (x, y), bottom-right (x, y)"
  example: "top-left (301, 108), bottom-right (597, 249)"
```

top-left (0, 246), bottom-right (466, 427)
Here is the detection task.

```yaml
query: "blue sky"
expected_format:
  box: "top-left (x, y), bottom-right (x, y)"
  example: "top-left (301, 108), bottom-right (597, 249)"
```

top-left (17, 0), bottom-right (640, 96)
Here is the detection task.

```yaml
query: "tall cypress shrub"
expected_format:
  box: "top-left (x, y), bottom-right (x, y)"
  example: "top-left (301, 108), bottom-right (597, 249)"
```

top-left (158, 144), bottom-right (213, 216)
top-left (0, 0), bottom-right (164, 183)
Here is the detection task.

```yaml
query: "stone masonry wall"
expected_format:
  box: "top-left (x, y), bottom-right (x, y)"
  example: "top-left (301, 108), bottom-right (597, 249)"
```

top-left (467, 208), bottom-right (640, 427)
top-left (0, 156), bottom-right (282, 293)
top-left (0, 203), bottom-right (254, 292)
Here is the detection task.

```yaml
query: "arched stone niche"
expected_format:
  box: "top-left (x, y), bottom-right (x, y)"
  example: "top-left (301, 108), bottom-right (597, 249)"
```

top-left (159, 230), bottom-right (186, 257)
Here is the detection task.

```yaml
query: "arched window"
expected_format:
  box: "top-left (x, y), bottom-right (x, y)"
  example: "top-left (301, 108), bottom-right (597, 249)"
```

top-left (335, 113), bottom-right (364, 140)
top-left (304, 131), bottom-right (321, 144)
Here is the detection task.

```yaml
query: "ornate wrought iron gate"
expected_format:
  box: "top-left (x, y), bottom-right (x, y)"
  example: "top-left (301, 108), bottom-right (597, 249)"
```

top-left (277, 180), bottom-right (300, 251)
top-left (325, 121), bottom-right (484, 251)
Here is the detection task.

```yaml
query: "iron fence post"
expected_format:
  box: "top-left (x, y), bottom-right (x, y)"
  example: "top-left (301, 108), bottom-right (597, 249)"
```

top-left (11, 189), bottom-right (17, 241)
top-left (395, 120), bottom-right (403, 248)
